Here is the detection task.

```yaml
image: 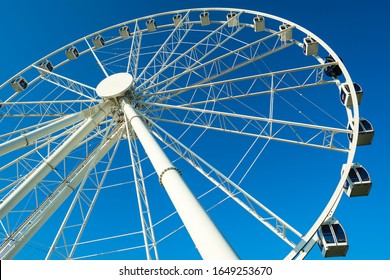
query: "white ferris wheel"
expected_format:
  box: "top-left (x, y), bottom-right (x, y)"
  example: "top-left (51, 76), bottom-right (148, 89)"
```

top-left (0, 8), bottom-right (374, 260)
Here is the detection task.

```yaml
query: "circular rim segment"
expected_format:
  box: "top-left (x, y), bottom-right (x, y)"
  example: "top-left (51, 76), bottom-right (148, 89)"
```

top-left (0, 8), bottom-right (362, 260)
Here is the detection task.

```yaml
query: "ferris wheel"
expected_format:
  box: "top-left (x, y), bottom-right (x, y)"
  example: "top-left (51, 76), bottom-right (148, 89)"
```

top-left (0, 8), bottom-right (374, 260)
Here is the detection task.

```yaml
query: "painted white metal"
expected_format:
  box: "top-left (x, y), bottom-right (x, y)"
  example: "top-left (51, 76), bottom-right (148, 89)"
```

top-left (45, 128), bottom-right (123, 260)
top-left (145, 103), bottom-right (350, 152)
top-left (0, 102), bottom-right (112, 220)
top-left (142, 23), bottom-right (286, 92)
top-left (96, 73), bottom-right (133, 99)
top-left (36, 66), bottom-right (98, 100)
top-left (125, 121), bottom-right (158, 259)
top-left (126, 20), bottom-right (142, 76)
top-left (0, 8), bottom-right (365, 260)
top-left (0, 103), bottom-right (105, 156)
top-left (148, 118), bottom-right (303, 248)
top-left (143, 62), bottom-right (336, 98)
top-left (121, 97), bottom-right (238, 260)
top-left (136, 11), bottom-right (191, 83)
top-left (0, 126), bottom-right (122, 259)
top-left (84, 38), bottom-right (109, 77)
top-left (138, 13), bottom-right (243, 88)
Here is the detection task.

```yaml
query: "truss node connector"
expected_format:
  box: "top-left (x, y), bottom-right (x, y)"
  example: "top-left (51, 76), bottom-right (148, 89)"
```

top-left (159, 166), bottom-right (182, 187)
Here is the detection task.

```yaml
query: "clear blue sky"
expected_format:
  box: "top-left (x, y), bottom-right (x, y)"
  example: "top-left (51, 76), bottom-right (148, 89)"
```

top-left (0, 0), bottom-right (389, 260)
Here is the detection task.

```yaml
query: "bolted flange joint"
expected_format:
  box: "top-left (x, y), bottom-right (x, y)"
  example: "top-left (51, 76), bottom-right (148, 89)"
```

top-left (159, 166), bottom-right (182, 187)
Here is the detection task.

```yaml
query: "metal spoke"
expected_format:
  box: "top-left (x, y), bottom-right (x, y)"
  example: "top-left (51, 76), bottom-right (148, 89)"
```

top-left (127, 20), bottom-right (142, 76)
top-left (0, 8), bottom-right (366, 260)
top-left (145, 103), bottom-right (350, 152)
top-left (136, 11), bottom-right (192, 86)
top-left (141, 28), bottom-right (294, 97)
top-left (137, 11), bottom-right (245, 89)
top-left (125, 117), bottom-right (158, 260)
top-left (0, 103), bottom-right (105, 156)
top-left (0, 125), bottom-right (123, 259)
top-left (141, 62), bottom-right (337, 101)
top-left (46, 126), bottom-right (123, 259)
top-left (84, 38), bottom-right (109, 78)
top-left (0, 102), bottom-right (112, 220)
top-left (146, 116), bottom-right (303, 248)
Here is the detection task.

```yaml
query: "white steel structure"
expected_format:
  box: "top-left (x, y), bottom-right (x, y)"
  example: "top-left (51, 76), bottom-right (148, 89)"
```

top-left (0, 8), bottom-right (373, 260)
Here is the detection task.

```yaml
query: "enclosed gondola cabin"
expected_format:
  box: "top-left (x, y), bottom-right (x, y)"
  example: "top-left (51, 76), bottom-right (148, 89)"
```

top-left (65, 46), bottom-right (79, 60)
top-left (279, 23), bottom-right (292, 42)
top-left (173, 14), bottom-right (183, 27)
top-left (342, 163), bottom-right (372, 197)
top-left (200, 12), bottom-right (211, 26)
top-left (303, 37), bottom-right (318, 56)
top-left (253, 15), bottom-right (265, 32)
top-left (340, 82), bottom-right (363, 107)
top-left (324, 55), bottom-right (342, 77)
top-left (226, 12), bottom-right (239, 27)
top-left (10, 76), bottom-right (28, 92)
top-left (146, 19), bottom-right (157, 32)
top-left (37, 60), bottom-right (54, 75)
top-left (92, 35), bottom-right (105, 48)
top-left (348, 118), bottom-right (374, 146)
top-left (317, 217), bottom-right (349, 257)
top-left (119, 26), bottom-right (131, 38)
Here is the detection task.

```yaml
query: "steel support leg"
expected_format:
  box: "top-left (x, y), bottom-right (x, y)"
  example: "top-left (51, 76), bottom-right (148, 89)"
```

top-left (0, 126), bottom-right (122, 259)
top-left (0, 102), bottom-right (112, 220)
top-left (0, 103), bottom-right (105, 156)
top-left (121, 97), bottom-right (238, 260)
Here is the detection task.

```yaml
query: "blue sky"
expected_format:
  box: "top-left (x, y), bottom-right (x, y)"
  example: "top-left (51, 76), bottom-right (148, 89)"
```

top-left (0, 0), bottom-right (389, 260)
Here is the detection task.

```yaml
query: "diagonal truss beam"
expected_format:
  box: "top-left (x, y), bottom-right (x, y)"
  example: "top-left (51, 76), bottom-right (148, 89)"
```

top-left (0, 103), bottom-right (106, 156)
top-left (146, 117), bottom-right (303, 248)
top-left (136, 10), bottom-right (192, 86)
top-left (142, 27), bottom-right (294, 98)
top-left (146, 104), bottom-right (351, 152)
top-left (127, 20), bottom-right (142, 77)
top-left (0, 102), bottom-right (112, 220)
top-left (142, 62), bottom-right (338, 101)
top-left (33, 65), bottom-right (98, 101)
top-left (0, 125), bottom-right (123, 260)
top-left (45, 125), bottom-right (123, 260)
top-left (125, 120), bottom-right (159, 260)
top-left (138, 11), bottom-right (245, 90)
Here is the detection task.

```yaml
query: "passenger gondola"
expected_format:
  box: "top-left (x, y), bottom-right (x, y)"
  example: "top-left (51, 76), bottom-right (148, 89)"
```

top-left (119, 26), bottom-right (131, 38)
top-left (10, 76), bottom-right (28, 92)
top-left (200, 12), bottom-right (210, 26)
top-left (340, 82), bottom-right (363, 107)
top-left (342, 163), bottom-right (372, 197)
top-left (173, 14), bottom-right (183, 27)
top-left (37, 60), bottom-right (54, 75)
top-left (226, 12), bottom-right (238, 27)
top-left (279, 23), bottom-right (292, 42)
top-left (65, 46), bottom-right (79, 60)
top-left (146, 19), bottom-right (157, 32)
top-left (348, 118), bottom-right (374, 146)
top-left (324, 55), bottom-right (342, 77)
top-left (303, 37), bottom-right (318, 56)
top-left (92, 35), bottom-right (105, 48)
top-left (317, 217), bottom-right (349, 257)
top-left (253, 15), bottom-right (265, 32)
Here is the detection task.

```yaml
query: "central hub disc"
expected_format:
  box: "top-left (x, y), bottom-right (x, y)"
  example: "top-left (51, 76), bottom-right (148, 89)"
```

top-left (96, 72), bottom-right (133, 99)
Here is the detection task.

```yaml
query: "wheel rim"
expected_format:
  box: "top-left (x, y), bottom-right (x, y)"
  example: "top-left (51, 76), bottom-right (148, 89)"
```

top-left (0, 8), bottom-right (362, 260)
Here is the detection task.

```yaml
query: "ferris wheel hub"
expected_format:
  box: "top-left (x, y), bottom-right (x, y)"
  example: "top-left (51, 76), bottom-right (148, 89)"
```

top-left (96, 72), bottom-right (134, 99)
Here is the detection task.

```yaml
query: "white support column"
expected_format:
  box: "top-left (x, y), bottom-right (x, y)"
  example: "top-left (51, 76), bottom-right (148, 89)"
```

top-left (121, 97), bottom-right (238, 260)
top-left (0, 126), bottom-right (122, 260)
top-left (0, 102), bottom-right (112, 220)
top-left (0, 103), bottom-right (105, 156)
